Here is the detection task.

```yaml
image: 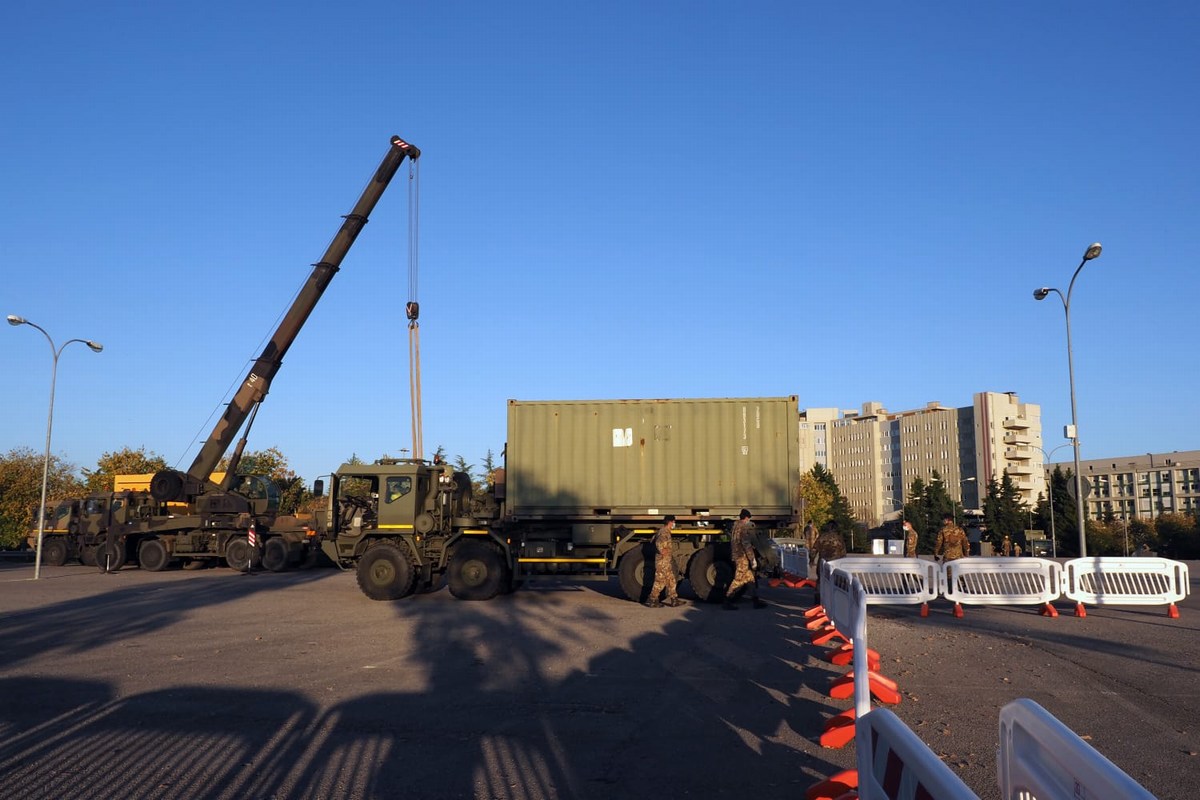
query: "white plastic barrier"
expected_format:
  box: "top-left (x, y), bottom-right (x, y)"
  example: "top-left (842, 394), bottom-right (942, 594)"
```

top-left (1062, 557), bottom-right (1189, 609)
top-left (822, 566), bottom-right (978, 800)
top-left (997, 698), bottom-right (1155, 799)
top-left (827, 556), bottom-right (940, 606)
top-left (773, 538), bottom-right (810, 580)
top-left (858, 709), bottom-right (979, 800)
top-left (942, 557), bottom-right (1061, 607)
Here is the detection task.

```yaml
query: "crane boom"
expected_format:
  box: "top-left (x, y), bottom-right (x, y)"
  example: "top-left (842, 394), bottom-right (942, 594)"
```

top-left (151, 135), bottom-right (419, 503)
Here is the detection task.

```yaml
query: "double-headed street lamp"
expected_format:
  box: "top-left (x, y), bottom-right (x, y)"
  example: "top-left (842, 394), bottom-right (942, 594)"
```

top-left (7, 315), bottom-right (103, 580)
top-left (1033, 443), bottom-right (1072, 558)
top-left (1033, 242), bottom-right (1102, 558)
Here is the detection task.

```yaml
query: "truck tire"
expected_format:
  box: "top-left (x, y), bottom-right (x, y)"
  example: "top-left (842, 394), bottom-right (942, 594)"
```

top-left (224, 538), bottom-right (259, 572)
top-left (448, 541), bottom-right (504, 601)
top-left (356, 541), bottom-right (416, 601)
top-left (79, 544), bottom-right (98, 567)
top-left (688, 545), bottom-right (733, 603)
top-left (41, 538), bottom-right (69, 567)
top-left (97, 540), bottom-right (127, 573)
top-left (617, 544), bottom-right (653, 602)
top-left (138, 538), bottom-right (171, 572)
top-left (261, 538), bottom-right (291, 573)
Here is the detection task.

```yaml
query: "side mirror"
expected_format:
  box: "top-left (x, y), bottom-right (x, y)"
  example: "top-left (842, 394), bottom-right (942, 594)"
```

top-left (313, 479), bottom-right (324, 498)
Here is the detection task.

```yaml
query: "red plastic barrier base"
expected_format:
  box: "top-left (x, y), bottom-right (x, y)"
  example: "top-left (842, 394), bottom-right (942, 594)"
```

top-left (806, 614), bottom-right (831, 631)
top-left (1040, 603), bottom-right (1059, 617)
top-left (829, 670), bottom-right (902, 705)
top-left (811, 627), bottom-right (849, 646)
top-left (825, 644), bottom-right (881, 671)
top-left (806, 769), bottom-right (857, 800)
top-left (769, 571), bottom-right (820, 589)
top-left (819, 708), bottom-right (856, 748)
top-left (1168, 603), bottom-right (1180, 619)
top-left (1075, 602), bottom-right (1087, 618)
top-left (805, 604), bottom-right (827, 618)
top-left (953, 602), bottom-right (964, 618)
top-left (920, 602), bottom-right (929, 618)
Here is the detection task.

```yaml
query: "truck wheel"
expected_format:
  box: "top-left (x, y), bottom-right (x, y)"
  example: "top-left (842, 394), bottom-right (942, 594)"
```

top-left (97, 540), bottom-right (127, 573)
top-left (225, 538), bottom-right (259, 572)
top-left (261, 538), bottom-right (290, 573)
top-left (688, 546), bottom-right (733, 603)
top-left (617, 544), bottom-right (653, 602)
top-left (138, 539), bottom-right (171, 572)
top-left (41, 538), bottom-right (69, 567)
top-left (448, 541), bottom-right (504, 601)
top-left (356, 541), bottom-right (416, 601)
top-left (79, 545), bottom-right (98, 567)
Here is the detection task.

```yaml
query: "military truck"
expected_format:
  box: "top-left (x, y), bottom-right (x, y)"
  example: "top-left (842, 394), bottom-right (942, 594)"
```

top-left (320, 396), bottom-right (802, 602)
top-left (37, 135), bottom-right (419, 572)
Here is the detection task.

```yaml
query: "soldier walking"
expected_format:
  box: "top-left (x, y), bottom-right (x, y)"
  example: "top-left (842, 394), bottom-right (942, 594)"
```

top-left (645, 515), bottom-right (685, 608)
top-left (934, 513), bottom-right (969, 563)
top-left (812, 521), bottom-right (847, 565)
top-left (902, 520), bottom-right (918, 558)
top-left (724, 509), bottom-right (767, 610)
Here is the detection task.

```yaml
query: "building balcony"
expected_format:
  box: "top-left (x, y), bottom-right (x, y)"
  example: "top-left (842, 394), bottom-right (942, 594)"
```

top-left (1005, 446), bottom-right (1032, 461)
top-left (1002, 416), bottom-right (1031, 430)
top-left (1007, 462), bottom-right (1034, 476)
top-left (1003, 432), bottom-right (1032, 445)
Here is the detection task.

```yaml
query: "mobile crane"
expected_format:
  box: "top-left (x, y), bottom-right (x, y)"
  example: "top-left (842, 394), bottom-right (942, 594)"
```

top-left (72, 135), bottom-right (420, 571)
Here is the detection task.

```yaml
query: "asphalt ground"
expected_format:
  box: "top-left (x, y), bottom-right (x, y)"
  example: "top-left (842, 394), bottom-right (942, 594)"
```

top-left (0, 560), bottom-right (1196, 800)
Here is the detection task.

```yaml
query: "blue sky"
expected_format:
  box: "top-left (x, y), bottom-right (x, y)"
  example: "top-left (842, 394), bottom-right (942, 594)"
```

top-left (3, 1), bottom-right (1198, 484)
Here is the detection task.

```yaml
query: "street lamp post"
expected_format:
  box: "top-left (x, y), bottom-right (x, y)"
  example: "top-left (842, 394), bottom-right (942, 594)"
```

top-left (7, 315), bottom-right (103, 580)
top-left (1034, 242), bottom-right (1102, 558)
top-left (1033, 443), bottom-right (1071, 558)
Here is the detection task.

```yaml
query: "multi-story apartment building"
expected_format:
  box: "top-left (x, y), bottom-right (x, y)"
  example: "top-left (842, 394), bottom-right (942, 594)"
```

top-left (803, 392), bottom-right (1045, 527)
top-left (1048, 450), bottom-right (1200, 521)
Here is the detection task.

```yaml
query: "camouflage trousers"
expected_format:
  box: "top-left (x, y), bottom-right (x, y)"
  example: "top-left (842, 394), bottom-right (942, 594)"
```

top-left (648, 556), bottom-right (678, 602)
top-left (726, 555), bottom-right (758, 600)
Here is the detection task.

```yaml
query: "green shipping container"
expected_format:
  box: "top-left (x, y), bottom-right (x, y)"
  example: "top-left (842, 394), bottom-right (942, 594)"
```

top-left (505, 397), bottom-right (800, 520)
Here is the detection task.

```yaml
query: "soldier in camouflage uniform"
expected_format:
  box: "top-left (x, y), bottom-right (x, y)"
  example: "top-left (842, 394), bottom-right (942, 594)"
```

top-left (724, 509), bottom-right (767, 610)
top-left (812, 522), bottom-right (847, 566)
top-left (903, 520), bottom-right (918, 558)
top-left (645, 515), bottom-right (684, 608)
top-left (934, 513), bottom-right (969, 562)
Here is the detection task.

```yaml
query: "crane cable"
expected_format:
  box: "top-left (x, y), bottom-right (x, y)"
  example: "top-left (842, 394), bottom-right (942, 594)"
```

top-left (406, 158), bottom-right (423, 461)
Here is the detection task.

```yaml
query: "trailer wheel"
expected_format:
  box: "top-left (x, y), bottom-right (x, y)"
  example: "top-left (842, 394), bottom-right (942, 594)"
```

top-left (448, 541), bottom-right (504, 601)
top-left (41, 538), bottom-right (69, 567)
top-left (97, 540), bottom-right (127, 573)
top-left (356, 541), bottom-right (416, 601)
top-left (261, 538), bottom-right (291, 573)
top-left (138, 538), bottom-right (171, 572)
top-left (79, 544), bottom-right (98, 567)
top-left (688, 545), bottom-right (733, 603)
top-left (618, 544), bottom-right (654, 602)
top-left (225, 538), bottom-right (259, 572)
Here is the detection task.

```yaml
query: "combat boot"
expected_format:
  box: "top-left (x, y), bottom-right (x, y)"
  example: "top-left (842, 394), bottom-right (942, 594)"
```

top-left (644, 599), bottom-right (664, 608)
top-left (665, 597), bottom-right (686, 607)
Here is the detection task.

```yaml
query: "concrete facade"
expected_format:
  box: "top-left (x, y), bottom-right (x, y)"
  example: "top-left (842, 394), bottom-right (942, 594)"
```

top-left (1048, 449), bottom-right (1200, 521)
top-left (802, 392), bottom-right (1044, 527)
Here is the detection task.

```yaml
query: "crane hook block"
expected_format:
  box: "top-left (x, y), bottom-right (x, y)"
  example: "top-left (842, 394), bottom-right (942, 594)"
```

top-left (406, 301), bottom-right (420, 321)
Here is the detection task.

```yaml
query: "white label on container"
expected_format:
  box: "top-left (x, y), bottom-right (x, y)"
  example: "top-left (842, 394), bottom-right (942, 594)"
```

top-left (613, 428), bottom-right (633, 447)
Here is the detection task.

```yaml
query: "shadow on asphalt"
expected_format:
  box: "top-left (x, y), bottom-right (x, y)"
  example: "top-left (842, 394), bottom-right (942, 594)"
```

top-left (0, 570), bottom-right (853, 799)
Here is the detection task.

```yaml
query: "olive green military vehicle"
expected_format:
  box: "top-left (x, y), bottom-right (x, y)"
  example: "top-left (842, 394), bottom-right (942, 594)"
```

top-left (320, 397), bottom-right (801, 602)
top-left (38, 135), bottom-right (419, 573)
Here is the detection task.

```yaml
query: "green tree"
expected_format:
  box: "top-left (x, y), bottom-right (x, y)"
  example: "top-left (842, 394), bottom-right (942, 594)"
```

top-left (1157, 512), bottom-right (1200, 559)
top-left (798, 471), bottom-right (833, 532)
top-left (903, 472), bottom-right (962, 554)
top-left (982, 470), bottom-right (1027, 548)
top-left (82, 446), bottom-right (168, 492)
top-left (0, 447), bottom-right (84, 549)
top-left (812, 464), bottom-right (855, 550)
top-left (217, 446), bottom-right (310, 515)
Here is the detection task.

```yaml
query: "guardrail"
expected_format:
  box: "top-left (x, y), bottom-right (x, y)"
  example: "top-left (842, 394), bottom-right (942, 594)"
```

top-left (815, 555), bottom-right (1189, 618)
top-left (1062, 557), bottom-right (1189, 618)
top-left (806, 568), bottom-right (1159, 799)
